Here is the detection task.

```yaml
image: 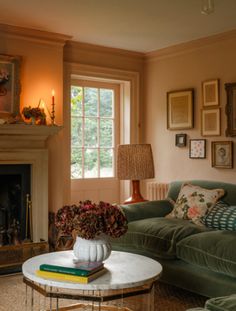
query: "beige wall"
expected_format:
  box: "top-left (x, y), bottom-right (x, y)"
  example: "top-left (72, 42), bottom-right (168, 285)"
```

top-left (144, 33), bottom-right (236, 184)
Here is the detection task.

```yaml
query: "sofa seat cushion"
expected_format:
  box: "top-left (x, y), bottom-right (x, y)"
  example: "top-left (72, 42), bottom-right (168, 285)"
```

top-left (205, 294), bottom-right (236, 311)
top-left (177, 231), bottom-right (236, 277)
top-left (111, 217), bottom-right (210, 259)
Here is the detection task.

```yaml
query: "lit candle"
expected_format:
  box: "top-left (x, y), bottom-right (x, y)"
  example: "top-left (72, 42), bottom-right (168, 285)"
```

top-left (52, 89), bottom-right (55, 105)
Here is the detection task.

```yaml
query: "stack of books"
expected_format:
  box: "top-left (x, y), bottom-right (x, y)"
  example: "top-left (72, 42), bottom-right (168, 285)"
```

top-left (36, 259), bottom-right (106, 283)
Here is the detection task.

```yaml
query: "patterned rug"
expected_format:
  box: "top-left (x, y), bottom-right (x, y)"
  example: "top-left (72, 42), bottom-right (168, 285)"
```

top-left (0, 274), bottom-right (206, 311)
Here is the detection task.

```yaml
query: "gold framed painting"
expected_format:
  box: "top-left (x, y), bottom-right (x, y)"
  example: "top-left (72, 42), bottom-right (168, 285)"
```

top-left (0, 54), bottom-right (21, 118)
top-left (202, 79), bottom-right (219, 107)
top-left (225, 82), bottom-right (236, 136)
top-left (211, 141), bottom-right (233, 169)
top-left (201, 108), bottom-right (221, 136)
top-left (167, 89), bottom-right (194, 130)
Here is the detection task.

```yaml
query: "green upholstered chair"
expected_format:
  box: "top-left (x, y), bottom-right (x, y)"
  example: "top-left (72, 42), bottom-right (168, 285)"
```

top-left (186, 294), bottom-right (236, 311)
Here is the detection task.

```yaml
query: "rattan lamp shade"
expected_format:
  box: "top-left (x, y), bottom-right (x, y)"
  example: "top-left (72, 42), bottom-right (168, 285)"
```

top-left (117, 144), bottom-right (155, 204)
top-left (117, 144), bottom-right (155, 180)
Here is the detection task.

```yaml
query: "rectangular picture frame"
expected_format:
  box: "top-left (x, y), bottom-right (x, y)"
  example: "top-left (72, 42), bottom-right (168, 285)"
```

top-left (167, 89), bottom-right (194, 130)
top-left (175, 133), bottom-right (187, 147)
top-left (202, 79), bottom-right (219, 107)
top-left (189, 139), bottom-right (206, 159)
top-left (211, 141), bottom-right (233, 169)
top-left (225, 82), bottom-right (236, 136)
top-left (201, 108), bottom-right (221, 136)
top-left (0, 54), bottom-right (21, 118)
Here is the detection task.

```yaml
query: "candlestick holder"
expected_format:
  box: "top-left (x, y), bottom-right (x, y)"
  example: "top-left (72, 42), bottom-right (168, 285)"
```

top-left (51, 103), bottom-right (55, 125)
top-left (51, 90), bottom-right (56, 126)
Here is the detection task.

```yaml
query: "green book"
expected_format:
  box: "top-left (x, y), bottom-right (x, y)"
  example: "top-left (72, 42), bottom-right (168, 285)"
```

top-left (36, 268), bottom-right (107, 283)
top-left (40, 261), bottom-right (104, 277)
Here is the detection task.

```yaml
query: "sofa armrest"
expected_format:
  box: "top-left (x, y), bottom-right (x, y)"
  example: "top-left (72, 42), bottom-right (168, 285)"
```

top-left (120, 199), bottom-right (173, 223)
top-left (205, 294), bottom-right (236, 311)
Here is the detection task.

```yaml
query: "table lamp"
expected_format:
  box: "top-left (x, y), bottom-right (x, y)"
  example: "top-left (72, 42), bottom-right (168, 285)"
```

top-left (117, 144), bottom-right (155, 204)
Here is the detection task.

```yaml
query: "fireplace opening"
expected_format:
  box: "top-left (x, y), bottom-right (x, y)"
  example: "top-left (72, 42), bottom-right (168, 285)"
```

top-left (0, 164), bottom-right (31, 247)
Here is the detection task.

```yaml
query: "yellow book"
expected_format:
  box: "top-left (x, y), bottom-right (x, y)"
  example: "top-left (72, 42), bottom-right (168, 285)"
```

top-left (36, 267), bottom-right (107, 283)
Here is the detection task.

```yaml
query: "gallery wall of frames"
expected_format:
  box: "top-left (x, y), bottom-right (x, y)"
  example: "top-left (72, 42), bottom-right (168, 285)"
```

top-left (168, 79), bottom-right (235, 169)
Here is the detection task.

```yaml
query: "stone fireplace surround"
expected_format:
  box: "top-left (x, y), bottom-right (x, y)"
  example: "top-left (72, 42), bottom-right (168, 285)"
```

top-left (0, 124), bottom-right (61, 243)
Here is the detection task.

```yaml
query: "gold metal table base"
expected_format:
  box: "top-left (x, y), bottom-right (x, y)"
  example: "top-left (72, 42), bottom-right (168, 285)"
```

top-left (23, 277), bottom-right (155, 311)
top-left (45, 303), bottom-right (131, 311)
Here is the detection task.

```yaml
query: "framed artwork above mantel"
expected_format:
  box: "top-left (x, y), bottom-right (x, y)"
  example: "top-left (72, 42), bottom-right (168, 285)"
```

top-left (0, 54), bottom-right (21, 118)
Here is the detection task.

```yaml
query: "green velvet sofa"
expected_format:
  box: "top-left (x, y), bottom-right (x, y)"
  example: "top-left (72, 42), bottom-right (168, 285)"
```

top-left (187, 294), bottom-right (236, 311)
top-left (111, 180), bottom-right (236, 298)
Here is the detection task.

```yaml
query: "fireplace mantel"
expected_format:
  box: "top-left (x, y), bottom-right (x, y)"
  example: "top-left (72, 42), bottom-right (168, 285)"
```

top-left (0, 124), bottom-right (63, 149)
top-left (0, 124), bottom-right (62, 244)
top-left (0, 124), bottom-right (62, 136)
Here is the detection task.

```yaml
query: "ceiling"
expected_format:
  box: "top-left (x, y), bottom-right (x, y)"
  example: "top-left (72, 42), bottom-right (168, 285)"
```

top-left (0, 0), bottom-right (236, 52)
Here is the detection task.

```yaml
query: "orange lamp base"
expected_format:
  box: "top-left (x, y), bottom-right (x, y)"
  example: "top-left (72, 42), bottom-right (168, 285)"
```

top-left (123, 180), bottom-right (148, 205)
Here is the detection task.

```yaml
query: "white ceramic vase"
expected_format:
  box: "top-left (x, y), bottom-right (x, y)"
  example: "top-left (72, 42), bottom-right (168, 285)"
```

top-left (73, 234), bottom-right (112, 262)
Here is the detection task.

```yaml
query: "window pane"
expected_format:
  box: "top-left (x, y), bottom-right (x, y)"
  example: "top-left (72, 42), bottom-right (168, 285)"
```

top-left (100, 149), bottom-right (113, 177)
top-left (100, 89), bottom-right (113, 117)
top-left (71, 148), bottom-right (82, 179)
top-left (84, 148), bottom-right (98, 178)
top-left (100, 119), bottom-right (113, 147)
top-left (71, 86), bottom-right (82, 116)
top-left (84, 118), bottom-right (98, 147)
top-left (84, 87), bottom-right (98, 117)
top-left (71, 117), bottom-right (82, 147)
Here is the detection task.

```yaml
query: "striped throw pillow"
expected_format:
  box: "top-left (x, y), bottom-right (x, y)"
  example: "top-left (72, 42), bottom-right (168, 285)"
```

top-left (202, 201), bottom-right (236, 231)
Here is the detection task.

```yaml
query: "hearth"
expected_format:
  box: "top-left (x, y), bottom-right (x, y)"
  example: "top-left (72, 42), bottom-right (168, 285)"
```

top-left (0, 124), bottom-right (62, 274)
top-left (0, 164), bottom-right (31, 247)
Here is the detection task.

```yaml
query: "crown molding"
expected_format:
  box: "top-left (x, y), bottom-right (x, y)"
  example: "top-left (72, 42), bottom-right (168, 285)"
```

top-left (0, 23), bottom-right (72, 46)
top-left (145, 29), bottom-right (236, 62)
top-left (64, 40), bottom-right (144, 62)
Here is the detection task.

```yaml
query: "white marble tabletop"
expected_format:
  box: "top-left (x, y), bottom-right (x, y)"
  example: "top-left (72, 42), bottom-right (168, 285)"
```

top-left (22, 250), bottom-right (162, 290)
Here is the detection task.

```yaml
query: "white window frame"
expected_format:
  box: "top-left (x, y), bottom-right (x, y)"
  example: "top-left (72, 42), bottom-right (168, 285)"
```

top-left (71, 79), bottom-right (120, 180)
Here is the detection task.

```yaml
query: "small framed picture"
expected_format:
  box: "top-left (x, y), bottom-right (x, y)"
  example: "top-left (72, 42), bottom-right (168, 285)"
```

top-left (202, 79), bottom-right (219, 107)
top-left (212, 141), bottom-right (233, 168)
top-left (189, 139), bottom-right (206, 159)
top-left (201, 108), bottom-right (221, 136)
top-left (175, 133), bottom-right (187, 147)
top-left (167, 89), bottom-right (194, 130)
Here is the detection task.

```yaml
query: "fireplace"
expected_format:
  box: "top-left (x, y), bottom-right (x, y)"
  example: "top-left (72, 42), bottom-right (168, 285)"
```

top-left (0, 124), bottom-right (61, 273)
top-left (0, 164), bottom-right (31, 246)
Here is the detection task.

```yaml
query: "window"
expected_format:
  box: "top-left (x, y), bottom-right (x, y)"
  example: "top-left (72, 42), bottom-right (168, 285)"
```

top-left (71, 82), bottom-right (117, 179)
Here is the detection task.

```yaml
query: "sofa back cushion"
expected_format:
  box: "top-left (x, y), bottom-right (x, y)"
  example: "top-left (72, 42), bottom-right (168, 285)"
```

top-left (167, 180), bottom-right (236, 206)
top-left (166, 183), bottom-right (224, 225)
top-left (177, 230), bottom-right (236, 278)
top-left (202, 201), bottom-right (236, 231)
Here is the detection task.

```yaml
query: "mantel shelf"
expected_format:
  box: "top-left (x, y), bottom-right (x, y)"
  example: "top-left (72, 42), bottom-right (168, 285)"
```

top-left (0, 124), bottom-right (63, 137)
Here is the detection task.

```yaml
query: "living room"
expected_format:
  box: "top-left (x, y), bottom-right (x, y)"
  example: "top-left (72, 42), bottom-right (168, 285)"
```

top-left (1, 1), bottom-right (236, 310)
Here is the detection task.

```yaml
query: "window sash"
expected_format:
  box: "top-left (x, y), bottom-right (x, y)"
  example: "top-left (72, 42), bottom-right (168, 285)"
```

top-left (71, 81), bottom-right (118, 179)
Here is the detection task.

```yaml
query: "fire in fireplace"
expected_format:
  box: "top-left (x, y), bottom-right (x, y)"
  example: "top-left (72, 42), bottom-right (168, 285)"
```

top-left (0, 164), bottom-right (31, 246)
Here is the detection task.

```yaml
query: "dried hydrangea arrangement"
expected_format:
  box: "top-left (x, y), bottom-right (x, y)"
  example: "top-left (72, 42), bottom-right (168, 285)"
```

top-left (55, 200), bottom-right (128, 240)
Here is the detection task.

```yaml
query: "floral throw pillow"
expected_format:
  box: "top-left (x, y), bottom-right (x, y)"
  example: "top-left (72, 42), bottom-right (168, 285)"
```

top-left (166, 183), bottom-right (225, 225)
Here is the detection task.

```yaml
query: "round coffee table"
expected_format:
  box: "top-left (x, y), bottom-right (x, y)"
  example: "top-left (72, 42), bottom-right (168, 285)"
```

top-left (22, 250), bottom-right (162, 311)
